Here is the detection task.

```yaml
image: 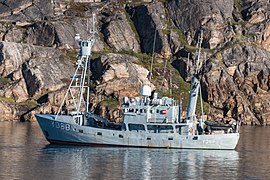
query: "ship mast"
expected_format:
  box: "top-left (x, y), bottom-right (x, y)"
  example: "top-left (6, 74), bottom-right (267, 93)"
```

top-left (56, 13), bottom-right (97, 118)
top-left (186, 31), bottom-right (203, 122)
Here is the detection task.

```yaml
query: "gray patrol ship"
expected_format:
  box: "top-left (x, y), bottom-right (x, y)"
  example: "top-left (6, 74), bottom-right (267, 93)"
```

top-left (35, 14), bottom-right (239, 150)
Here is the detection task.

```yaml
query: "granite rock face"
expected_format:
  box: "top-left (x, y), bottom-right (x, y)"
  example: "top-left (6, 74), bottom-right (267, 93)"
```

top-left (0, 0), bottom-right (269, 125)
top-left (175, 43), bottom-right (270, 124)
top-left (242, 0), bottom-right (270, 52)
top-left (128, 2), bottom-right (172, 58)
top-left (0, 0), bottom-right (54, 22)
top-left (0, 41), bottom-right (75, 120)
top-left (167, 0), bottom-right (234, 49)
top-left (0, 41), bottom-right (74, 98)
top-left (0, 1), bottom-right (105, 50)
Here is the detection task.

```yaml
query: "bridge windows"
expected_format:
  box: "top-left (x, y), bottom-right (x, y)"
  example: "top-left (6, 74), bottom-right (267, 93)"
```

top-left (147, 125), bottom-right (174, 133)
top-left (128, 124), bottom-right (145, 132)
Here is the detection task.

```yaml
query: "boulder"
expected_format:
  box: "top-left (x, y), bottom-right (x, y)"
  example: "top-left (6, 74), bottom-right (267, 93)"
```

top-left (101, 10), bottom-right (140, 52)
top-left (241, 0), bottom-right (270, 52)
top-left (167, 0), bottom-right (234, 31)
top-left (92, 53), bottom-right (154, 99)
top-left (22, 88), bottom-right (68, 121)
top-left (21, 51), bottom-right (74, 98)
top-left (22, 103), bottom-right (55, 122)
top-left (0, 78), bottom-right (29, 102)
top-left (0, 41), bottom-right (34, 76)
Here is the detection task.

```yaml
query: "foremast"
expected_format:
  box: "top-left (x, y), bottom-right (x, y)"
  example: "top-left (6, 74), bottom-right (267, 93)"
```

top-left (56, 13), bottom-right (97, 118)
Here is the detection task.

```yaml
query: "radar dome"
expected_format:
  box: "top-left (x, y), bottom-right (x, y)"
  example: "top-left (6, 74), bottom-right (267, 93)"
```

top-left (140, 85), bottom-right (151, 97)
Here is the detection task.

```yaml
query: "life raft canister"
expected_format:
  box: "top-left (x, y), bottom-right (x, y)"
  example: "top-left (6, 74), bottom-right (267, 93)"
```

top-left (161, 110), bottom-right (167, 114)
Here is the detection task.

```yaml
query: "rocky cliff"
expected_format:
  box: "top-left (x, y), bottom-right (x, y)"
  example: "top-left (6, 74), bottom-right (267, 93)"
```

top-left (0, 0), bottom-right (269, 125)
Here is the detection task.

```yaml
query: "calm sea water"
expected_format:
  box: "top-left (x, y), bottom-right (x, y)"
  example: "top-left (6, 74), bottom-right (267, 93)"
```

top-left (0, 122), bottom-right (270, 180)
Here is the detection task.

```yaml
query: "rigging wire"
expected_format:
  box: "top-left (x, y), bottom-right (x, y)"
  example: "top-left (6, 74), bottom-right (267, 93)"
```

top-left (149, 28), bottom-right (157, 81)
top-left (160, 58), bottom-right (168, 94)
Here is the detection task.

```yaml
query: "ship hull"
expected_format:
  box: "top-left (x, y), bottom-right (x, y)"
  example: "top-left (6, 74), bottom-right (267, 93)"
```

top-left (36, 114), bottom-right (239, 150)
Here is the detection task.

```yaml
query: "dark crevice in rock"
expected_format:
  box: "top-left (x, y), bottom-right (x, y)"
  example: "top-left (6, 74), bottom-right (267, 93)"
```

top-left (200, 77), bottom-right (209, 104)
top-left (100, 20), bottom-right (111, 48)
top-left (0, 42), bottom-right (3, 65)
top-left (53, 28), bottom-right (61, 48)
top-left (171, 58), bottom-right (188, 80)
top-left (20, 114), bottom-right (26, 122)
top-left (21, 63), bottom-right (40, 97)
top-left (127, 5), bottom-right (162, 54)
top-left (6, 73), bottom-right (15, 81)
top-left (20, 104), bottom-right (39, 122)
top-left (222, 103), bottom-right (229, 117)
top-left (37, 93), bottom-right (48, 104)
top-left (241, 1), bottom-right (253, 21)
top-left (90, 57), bottom-right (106, 81)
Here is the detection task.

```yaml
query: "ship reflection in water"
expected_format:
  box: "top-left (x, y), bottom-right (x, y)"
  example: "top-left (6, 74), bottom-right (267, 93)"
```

top-left (0, 122), bottom-right (270, 179)
top-left (40, 145), bottom-right (239, 179)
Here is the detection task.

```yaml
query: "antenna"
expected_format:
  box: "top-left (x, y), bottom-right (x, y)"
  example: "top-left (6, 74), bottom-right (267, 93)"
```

top-left (187, 53), bottom-right (190, 72)
top-left (195, 30), bottom-right (203, 75)
top-left (169, 66), bottom-right (172, 97)
top-left (87, 18), bottom-right (89, 33)
top-left (89, 12), bottom-right (97, 37)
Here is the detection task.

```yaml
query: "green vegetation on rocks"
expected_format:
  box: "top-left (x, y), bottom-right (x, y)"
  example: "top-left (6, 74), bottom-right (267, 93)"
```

top-left (0, 96), bottom-right (39, 109)
top-left (0, 97), bottom-right (15, 103)
top-left (100, 96), bottom-right (119, 110)
top-left (64, 49), bottom-right (78, 62)
top-left (19, 100), bottom-right (39, 109)
top-left (0, 76), bottom-right (10, 85)
top-left (124, 11), bottom-right (140, 44)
